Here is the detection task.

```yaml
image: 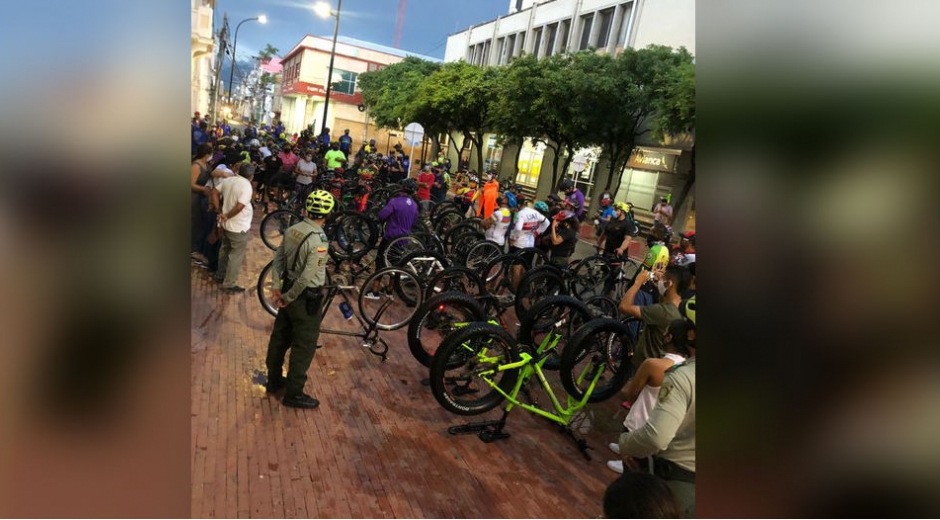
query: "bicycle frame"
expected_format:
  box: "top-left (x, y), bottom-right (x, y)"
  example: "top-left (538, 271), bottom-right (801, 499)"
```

top-left (316, 284), bottom-right (391, 361)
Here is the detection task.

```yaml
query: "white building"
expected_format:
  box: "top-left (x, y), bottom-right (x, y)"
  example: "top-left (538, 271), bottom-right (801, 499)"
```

top-left (443, 0), bottom-right (696, 233)
top-left (191, 0), bottom-right (216, 116)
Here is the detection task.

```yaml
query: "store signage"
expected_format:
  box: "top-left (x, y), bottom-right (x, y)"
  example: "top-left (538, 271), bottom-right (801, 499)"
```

top-left (281, 81), bottom-right (362, 104)
top-left (626, 148), bottom-right (678, 173)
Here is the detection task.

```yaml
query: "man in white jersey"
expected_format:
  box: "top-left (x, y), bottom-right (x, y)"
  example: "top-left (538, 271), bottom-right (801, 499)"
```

top-left (508, 200), bottom-right (550, 289)
top-left (482, 195), bottom-right (513, 247)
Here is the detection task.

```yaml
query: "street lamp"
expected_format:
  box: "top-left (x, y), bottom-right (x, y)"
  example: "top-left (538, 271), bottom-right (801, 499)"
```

top-left (314, 0), bottom-right (342, 138)
top-left (227, 14), bottom-right (267, 105)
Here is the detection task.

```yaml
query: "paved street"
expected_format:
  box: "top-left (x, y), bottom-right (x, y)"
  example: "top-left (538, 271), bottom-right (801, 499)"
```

top-left (191, 212), bottom-right (628, 518)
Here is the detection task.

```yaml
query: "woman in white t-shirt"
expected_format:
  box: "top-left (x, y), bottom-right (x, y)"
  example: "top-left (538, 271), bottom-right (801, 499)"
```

top-left (606, 319), bottom-right (692, 474)
top-left (294, 150), bottom-right (318, 200)
top-left (482, 195), bottom-right (512, 247)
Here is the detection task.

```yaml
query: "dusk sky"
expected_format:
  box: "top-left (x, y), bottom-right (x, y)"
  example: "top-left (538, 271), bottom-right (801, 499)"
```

top-left (218, 0), bottom-right (509, 62)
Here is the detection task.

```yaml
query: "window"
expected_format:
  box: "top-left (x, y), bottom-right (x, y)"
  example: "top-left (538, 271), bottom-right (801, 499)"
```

top-left (496, 37), bottom-right (505, 65)
top-left (545, 23), bottom-right (558, 56)
top-left (596, 8), bottom-right (615, 48)
top-left (518, 32), bottom-right (525, 55)
top-left (532, 28), bottom-right (543, 57)
top-left (578, 14), bottom-right (594, 50)
top-left (558, 19), bottom-right (571, 50)
top-left (506, 34), bottom-right (516, 62)
top-left (484, 135), bottom-right (503, 172)
top-left (367, 63), bottom-right (381, 72)
top-left (481, 39), bottom-right (491, 65)
top-left (332, 70), bottom-right (357, 95)
top-left (616, 3), bottom-right (634, 46)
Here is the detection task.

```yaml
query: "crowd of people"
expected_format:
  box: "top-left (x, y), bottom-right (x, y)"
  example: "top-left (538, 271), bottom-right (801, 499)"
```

top-left (191, 112), bottom-right (697, 517)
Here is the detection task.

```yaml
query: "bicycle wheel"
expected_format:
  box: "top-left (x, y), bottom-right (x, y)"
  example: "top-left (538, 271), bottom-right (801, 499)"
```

top-left (358, 267), bottom-right (424, 331)
top-left (430, 200), bottom-right (458, 222)
top-left (257, 260), bottom-right (278, 317)
top-left (425, 266), bottom-right (484, 300)
top-left (560, 318), bottom-right (635, 403)
top-left (399, 250), bottom-right (449, 288)
top-left (584, 295), bottom-right (620, 319)
top-left (413, 232), bottom-right (447, 257)
top-left (514, 266), bottom-right (567, 319)
top-left (326, 210), bottom-right (379, 262)
top-left (259, 209), bottom-right (301, 251)
top-left (464, 240), bottom-right (504, 275)
top-left (443, 222), bottom-right (481, 255)
top-left (451, 232), bottom-right (485, 263)
top-left (433, 209), bottom-right (464, 237)
top-left (569, 255), bottom-right (612, 300)
top-left (382, 235), bottom-right (425, 268)
top-left (517, 295), bottom-right (593, 371)
top-left (407, 292), bottom-right (487, 368)
top-left (430, 322), bottom-right (521, 416)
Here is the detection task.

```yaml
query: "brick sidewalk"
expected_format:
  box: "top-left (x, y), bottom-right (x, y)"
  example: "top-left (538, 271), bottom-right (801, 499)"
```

top-left (191, 213), bottom-right (626, 518)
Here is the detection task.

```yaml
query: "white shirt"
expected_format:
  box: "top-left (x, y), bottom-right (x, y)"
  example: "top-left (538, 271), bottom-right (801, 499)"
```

top-left (216, 176), bottom-right (253, 233)
top-left (623, 353), bottom-right (686, 431)
top-left (259, 146), bottom-right (272, 158)
top-left (510, 206), bottom-right (549, 249)
top-left (295, 159), bottom-right (317, 185)
top-left (485, 207), bottom-right (513, 246)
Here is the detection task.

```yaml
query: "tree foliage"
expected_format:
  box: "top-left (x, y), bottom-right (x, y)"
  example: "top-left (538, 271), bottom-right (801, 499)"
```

top-left (358, 56), bottom-right (441, 131)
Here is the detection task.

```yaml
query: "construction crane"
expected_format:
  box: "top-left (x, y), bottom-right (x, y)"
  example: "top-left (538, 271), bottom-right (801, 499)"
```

top-left (393, 0), bottom-right (406, 48)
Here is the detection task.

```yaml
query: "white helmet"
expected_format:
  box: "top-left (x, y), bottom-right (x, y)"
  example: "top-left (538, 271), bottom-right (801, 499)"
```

top-left (249, 139), bottom-right (261, 148)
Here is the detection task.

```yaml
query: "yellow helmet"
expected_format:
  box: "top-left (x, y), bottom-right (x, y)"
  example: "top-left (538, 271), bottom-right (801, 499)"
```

top-left (642, 243), bottom-right (670, 271)
top-left (614, 201), bottom-right (631, 213)
top-left (681, 295), bottom-right (696, 325)
top-left (305, 190), bottom-right (335, 216)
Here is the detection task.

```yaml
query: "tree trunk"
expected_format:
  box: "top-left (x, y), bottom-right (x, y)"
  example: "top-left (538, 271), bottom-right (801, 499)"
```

top-left (560, 145), bottom-right (575, 183)
top-left (512, 138), bottom-right (523, 182)
top-left (429, 134), bottom-right (440, 160)
top-left (474, 134), bottom-right (485, 174)
top-left (547, 142), bottom-right (562, 192)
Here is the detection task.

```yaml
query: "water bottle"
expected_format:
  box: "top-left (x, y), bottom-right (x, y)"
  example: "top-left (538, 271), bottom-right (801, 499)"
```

top-left (339, 301), bottom-right (353, 320)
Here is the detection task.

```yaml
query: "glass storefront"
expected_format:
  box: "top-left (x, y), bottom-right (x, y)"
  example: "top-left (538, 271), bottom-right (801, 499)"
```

top-left (516, 140), bottom-right (546, 187)
top-left (484, 135), bottom-right (503, 173)
top-left (617, 168), bottom-right (660, 211)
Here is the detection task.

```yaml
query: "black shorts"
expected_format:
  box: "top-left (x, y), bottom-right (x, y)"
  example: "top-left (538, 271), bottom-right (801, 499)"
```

top-left (268, 171), bottom-right (294, 188)
top-left (508, 246), bottom-right (535, 265)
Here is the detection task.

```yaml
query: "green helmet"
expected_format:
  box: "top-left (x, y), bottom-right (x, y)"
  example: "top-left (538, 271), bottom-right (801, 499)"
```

top-left (643, 243), bottom-right (670, 271)
top-left (681, 295), bottom-right (696, 325)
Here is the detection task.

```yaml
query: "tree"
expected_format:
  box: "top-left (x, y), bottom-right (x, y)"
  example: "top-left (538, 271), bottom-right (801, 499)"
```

top-left (258, 44), bottom-right (280, 62)
top-left (578, 45), bottom-right (695, 192)
top-left (358, 56), bottom-right (443, 147)
top-left (413, 61), bottom-right (503, 172)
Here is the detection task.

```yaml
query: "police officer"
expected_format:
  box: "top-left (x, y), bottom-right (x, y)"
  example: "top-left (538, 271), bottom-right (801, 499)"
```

top-left (617, 297), bottom-right (696, 517)
top-left (264, 190), bottom-right (335, 409)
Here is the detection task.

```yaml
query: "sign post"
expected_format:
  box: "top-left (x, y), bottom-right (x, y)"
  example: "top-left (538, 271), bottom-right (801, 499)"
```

top-left (404, 122), bottom-right (424, 176)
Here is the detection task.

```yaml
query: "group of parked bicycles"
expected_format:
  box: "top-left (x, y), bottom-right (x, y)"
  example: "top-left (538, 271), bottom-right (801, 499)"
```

top-left (255, 182), bottom-right (651, 456)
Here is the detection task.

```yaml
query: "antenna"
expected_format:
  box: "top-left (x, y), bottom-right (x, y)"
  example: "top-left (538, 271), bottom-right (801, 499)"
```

top-left (393, 0), bottom-right (406, 48)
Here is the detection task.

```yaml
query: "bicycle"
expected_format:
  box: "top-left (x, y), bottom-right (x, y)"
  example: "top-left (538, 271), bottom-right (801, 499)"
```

top-left (428, 317), bottom-right (624, 458)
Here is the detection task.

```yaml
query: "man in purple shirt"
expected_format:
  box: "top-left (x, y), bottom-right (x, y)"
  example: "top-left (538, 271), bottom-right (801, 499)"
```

top-left (560, 178), bottom-right (586, 222)
top-left (366, 179), bottom-right (419, 299)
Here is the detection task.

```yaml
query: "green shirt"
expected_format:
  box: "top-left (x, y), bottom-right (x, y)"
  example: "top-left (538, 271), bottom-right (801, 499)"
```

top-left (324, 149), bottom-right (346, 170)
top-left (634, 302), bottom-right (683, 368)
top-left (619, 358), bottom-right (696, 472)
top-left (272, 218), bottom-right (329, 305)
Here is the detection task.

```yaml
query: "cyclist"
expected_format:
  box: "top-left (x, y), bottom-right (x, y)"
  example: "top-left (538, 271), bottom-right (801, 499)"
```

top-left (293, 148), bottom-right (318, 204)
top-left (372, 178), bottom-right (419, 269)
top-left (478, 173), bottom-right (501, 220)
top-left (339, 128), bottom-right (353, 156)
top-left (547, 210), bottom-right (579, 266)
top-left (481, 195), bottom-right (512, 247)
top-left (323, 141), bottom-right (347, 171)
top-left (265, 190), bottom-right (335, 409)
top-left (606, 318), bottom-right (691, 474)
top-left (508, 199), bottom-right (550, 288)
top-left (559, 178), bottom-right (585, 222)
top-left (417, 167), bottom-right (435, 213)
top-left (597, 202), bottom-right (640, 258)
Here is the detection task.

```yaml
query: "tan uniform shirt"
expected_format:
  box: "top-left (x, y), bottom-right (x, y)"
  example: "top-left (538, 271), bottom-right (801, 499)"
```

top-left (619, 357), bottom-right (696, 472)
top-left (273, 218), bottom-right (329, 305)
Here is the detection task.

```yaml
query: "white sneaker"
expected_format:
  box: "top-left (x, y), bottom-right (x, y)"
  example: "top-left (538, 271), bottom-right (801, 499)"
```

top-left (363, 291), bottom-right (381, 300)
top-left (608, 442), bottom-right (621, 455)
top-left (606, 460), bottom-right (624, 474)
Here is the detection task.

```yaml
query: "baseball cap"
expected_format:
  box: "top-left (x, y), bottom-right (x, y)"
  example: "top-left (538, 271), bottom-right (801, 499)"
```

top-left (681, 231), bottom-right (696, 239)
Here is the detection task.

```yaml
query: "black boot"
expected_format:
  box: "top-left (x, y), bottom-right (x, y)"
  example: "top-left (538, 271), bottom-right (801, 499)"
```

top-left (282, 393), bottom-right (320, 409)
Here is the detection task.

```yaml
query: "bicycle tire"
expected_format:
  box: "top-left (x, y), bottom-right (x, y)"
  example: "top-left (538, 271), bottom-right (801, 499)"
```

top-left (257, 260), bottom-right (278, 317)
top-left (517, 295), bottom-right (593, 371)
top-left (514, 266), bottom-right (568, 319)
top-left (464, 240), bottom-right (505, 275)
top-left (425, 266), bottom-right (484, 300)
top-left (584, 295), bottom-right (620, 319)
top-left (443, 222), bottom-right (482, 254)
top-left (569, 255), bottom-right (612, 300)
top-left (432, 209), bottom-right (465, 237)
top-left (430, 200), bottom-right (458, 222)
top-left (407, 291), bottom-right (487, 368)
top-left (451, 232), bottom-right (486, 263)
top-left (357, 266), bottom-right (424, 331)
top-left (259, 209), bottom-right (302, 251)
top-left (382, 235), bottom-right (426, 269)
top-left (559, 317), bottom-right (635, 403)
top-left (429, 322), bottom-right (521, 416)
top-left (325, 210), bottom-right (379, 262)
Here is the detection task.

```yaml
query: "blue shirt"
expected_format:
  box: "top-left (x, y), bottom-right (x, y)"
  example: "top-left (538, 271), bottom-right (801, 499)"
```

top-left (319, 133), bottom-right (331, 146)
top-left (601, 206), bottom-right (616, 220)
top-left (377, 194), bottom-right (418, 240)
top-left (339, 134), bottom-right (353, 154)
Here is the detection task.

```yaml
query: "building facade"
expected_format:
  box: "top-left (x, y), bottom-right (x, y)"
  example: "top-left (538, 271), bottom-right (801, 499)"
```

top-left (442, 0), bottom-right (695, 233)
top-left (191, 0), bottom-right (215, 116)
top-left (278, 36), bottom-right (440, 154)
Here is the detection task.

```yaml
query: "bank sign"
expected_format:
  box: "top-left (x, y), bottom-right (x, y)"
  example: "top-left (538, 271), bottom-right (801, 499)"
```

top-left (626, 148), bottom-right (679, 173)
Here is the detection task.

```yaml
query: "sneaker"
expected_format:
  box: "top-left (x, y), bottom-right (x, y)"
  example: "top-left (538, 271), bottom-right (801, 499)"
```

top-left (282, 393), bottom-right (320, 409)
top-left (608, 442), bottom-right (621, 455)
top-left (363, 291), bottom-right (381, 300)
top-left (606, 460), bottom-right (624, 474)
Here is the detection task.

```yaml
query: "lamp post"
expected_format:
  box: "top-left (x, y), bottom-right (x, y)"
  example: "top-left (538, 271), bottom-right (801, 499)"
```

top-left (227, 14), bottom-right (267, 106)
top-left (314, 0), bottom-right (343, 138)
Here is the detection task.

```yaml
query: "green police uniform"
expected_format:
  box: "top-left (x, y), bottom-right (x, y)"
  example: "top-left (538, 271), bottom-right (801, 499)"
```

top-left (265, 218), bottom-right (330, 400)
top-left (619, 358), bottom-right (696, 518)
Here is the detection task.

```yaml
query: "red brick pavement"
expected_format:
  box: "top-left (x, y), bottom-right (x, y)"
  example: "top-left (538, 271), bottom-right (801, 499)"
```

top-left (192, 212), bottom-right (627, 518)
